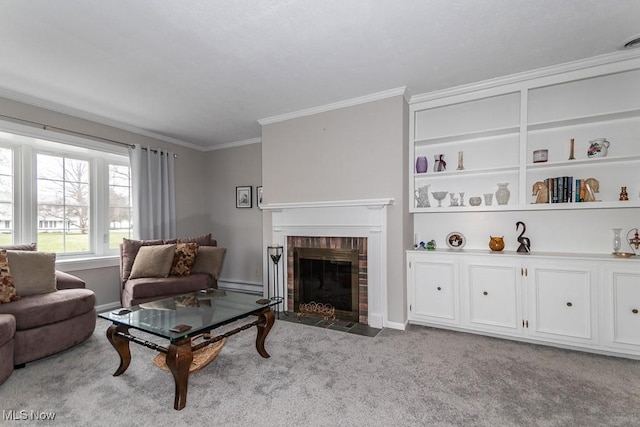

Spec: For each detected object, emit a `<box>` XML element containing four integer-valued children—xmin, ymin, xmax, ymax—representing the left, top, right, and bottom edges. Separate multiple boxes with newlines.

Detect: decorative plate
<box><xmin>446</xmin><ymin>232</ymin><xmax>466</xmax><ymax>250</ymax></box>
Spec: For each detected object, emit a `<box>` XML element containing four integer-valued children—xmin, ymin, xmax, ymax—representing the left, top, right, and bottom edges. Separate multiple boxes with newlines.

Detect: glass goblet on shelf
<box><xmin>431</xmin><ymin>191</ymin><xmax>448</xmax><ymax>208</ymax></box>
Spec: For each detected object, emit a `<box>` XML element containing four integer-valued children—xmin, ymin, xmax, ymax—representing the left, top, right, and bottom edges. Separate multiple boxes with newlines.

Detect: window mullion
<box><xmin>94</xmin><ymin>157</ymin><xmax>105</xmax><ymax>256</ymax></box>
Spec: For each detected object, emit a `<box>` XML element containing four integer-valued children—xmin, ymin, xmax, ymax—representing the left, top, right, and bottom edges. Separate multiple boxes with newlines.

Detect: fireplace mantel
<box><xmin>260</xmin><ymin>198</ymin><xmax>394</xmax><ymax>211</ymax></box>
<box><xmin>265</xmin><ymin>198</ymin><xmax>394</xmax><ymax>328</ymax></box>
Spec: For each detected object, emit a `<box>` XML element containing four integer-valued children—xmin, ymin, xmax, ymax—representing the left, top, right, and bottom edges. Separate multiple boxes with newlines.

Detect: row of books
<box><xmin>544</xmin><ymin>177</ymin><xmax>594</xmax><ymax>203</ymax></box>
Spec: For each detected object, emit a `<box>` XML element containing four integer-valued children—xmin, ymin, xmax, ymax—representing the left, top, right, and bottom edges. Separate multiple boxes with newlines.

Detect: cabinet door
<box><xmin>602</xmin><ymin>264</ymin><xmax>640</xmax><ymax>351</ymax></box>
<box><xmin>407</xmin><ymin>254</ymin><xmax>459</xmax><ymax>325</ymax></box>
<box><xmin>462</xmin><ymin>259</ymin><xmax>521</xmax><ymax>335</ymax></box>
<box><xmin>527</xmin><ymin>261</ymin><xmax>596</xmax><ymax>345</ymax></box>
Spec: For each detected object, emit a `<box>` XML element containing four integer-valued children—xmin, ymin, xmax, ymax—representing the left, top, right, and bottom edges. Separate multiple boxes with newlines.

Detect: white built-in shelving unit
<box><xmin>409</xmin><ymin>54</ymin><xmax>640</xmax><ymax>213</ymax></box>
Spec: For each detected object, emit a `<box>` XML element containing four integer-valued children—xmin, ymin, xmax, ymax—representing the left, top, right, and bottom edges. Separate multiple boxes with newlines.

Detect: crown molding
<box><xmin>0</xmin><ymin>87</ymin><xmax>206</xmax><ymax>151</ymax></box>
<box><xmin>258</xmin><ymin>87</ymin><xmax>408</xmax><ymax>126</ymax></box>
<box><xmin>410</xmin><ymin>50</ymin><xmax>640</xmax><ymax>104</ymax></box>
<box><xmin>205</xmin><ymin>137</ymin><xmax>262</xmax><ymax>151</ymax></box>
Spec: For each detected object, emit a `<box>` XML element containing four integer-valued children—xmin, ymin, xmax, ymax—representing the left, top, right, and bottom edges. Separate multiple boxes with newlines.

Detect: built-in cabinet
<box><xmin>409</xmin><ymin>56</ymin><xmax>640</xmax><ymax>212</ymax></box>
<box><xmin>407</xmin><ymin>254</ymin><xmax>459</xmax><ymax>325</ymax></box>
<box><xmin>407</xmin><ymin>53</ymin><xmax>640</xmax><ymax>358</ymax></box>
<box><xmin>601</xmin><ymin>263</ymin><xmax>640</xmax><ymax>353</ymax></box>
<box><xmin>408</xmin><ymin>250</ymin><xmax>640</xmax><ymax>358</ymax></box>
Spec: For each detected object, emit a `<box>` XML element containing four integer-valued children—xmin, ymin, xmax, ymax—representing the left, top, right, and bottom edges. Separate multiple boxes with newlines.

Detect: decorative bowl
<box><xmin>469</xmin><ymin>196</ymin><xmax>482</xmax><ymax>206</ymax></box>
<box><xmin>431</xmin><ymin>191</ymin><xmax>449</xmax><ymax>207</ymax></box>
<box><xmin>612</xmin><ymin>252</ymin><xmax>635</xmax><ymax>258</ymax></box>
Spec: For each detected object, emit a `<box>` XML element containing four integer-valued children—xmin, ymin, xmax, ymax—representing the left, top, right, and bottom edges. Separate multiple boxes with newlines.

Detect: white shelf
<box><xmin>527</xmin><ymin>108</ymin><xmax>640</xmax><ymax>132</ymax></box>
<box><xmin>414</xmin><ymin>165</ymin><xmax>519</xmax><ymax>178</ymax></box>
<box><xmin>412</xmin><ymin>200</ymin><xmax>640</xmax><ymax>213</ymax></box>
<box><xmin>414</xmin><ymin>126</ymin><xmax>519</xmax><ymax>146</ymax></box>
<box><xmin>526</xmin><ymin>155</ymin><xmax>640</xmax><ymax>170</ymax></box>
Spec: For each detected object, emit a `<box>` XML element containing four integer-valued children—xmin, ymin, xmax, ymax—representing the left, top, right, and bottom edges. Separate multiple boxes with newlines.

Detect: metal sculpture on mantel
<box><xmin>516</xmin><ymin>221</ymin><xmax>531</xmax><ymax>253</ymax></box>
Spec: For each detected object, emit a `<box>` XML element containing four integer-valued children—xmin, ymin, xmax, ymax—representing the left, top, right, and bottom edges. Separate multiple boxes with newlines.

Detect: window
<box><xmin>108</xmin><ymin>163</ymin><xmax>132</xmax><ymax>249</ymax></box>
<box><xmin>0</xmin><ymin>126</ymin><xmax>131</xmax><ymax>258</ymax></box>
<box><xmin>0</xmin><ymin>147</ymin><xmax>12</xmax><ymax>246</ymax></box>
<box><xmin>37</xmin><ymin>153</ymin><xmax>91</xmax><ymax>253</ymax></box>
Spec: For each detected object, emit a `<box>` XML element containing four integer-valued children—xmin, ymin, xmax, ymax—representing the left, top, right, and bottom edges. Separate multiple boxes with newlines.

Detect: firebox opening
<box><xmin>294</xmin><ymin>247</ymin><xmax>359</xmax><ymax>322</ymax></box>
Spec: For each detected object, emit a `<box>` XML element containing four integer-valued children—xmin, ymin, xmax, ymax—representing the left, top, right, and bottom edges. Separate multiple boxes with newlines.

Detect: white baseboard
<box><xmin>218</xmin><ymin>280</ymin><xmax>263</xmax><ymax>295</ymax></box>
<box><xmin>95</xmin><ymin>301</ymin><xmax>120</xmax><ymax>313</ymax></box>
<box><xmin>384</xmin><ymin>319</ymin><xmax>407</xmax><ymax>331</ymax></box>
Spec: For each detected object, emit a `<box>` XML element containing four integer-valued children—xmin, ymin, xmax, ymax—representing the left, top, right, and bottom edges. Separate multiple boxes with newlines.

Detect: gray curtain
<box><xmin>128</xmin><ymin>144</ymin><xmax>176</xmax><ymax>240</ymax></box>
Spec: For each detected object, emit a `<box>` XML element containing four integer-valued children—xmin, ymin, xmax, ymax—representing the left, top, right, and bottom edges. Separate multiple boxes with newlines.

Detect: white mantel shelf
<box><xmin>266</xmin><ymin>198</ymin><xmax>394</xmax><ymax>329</ymax></box>
<box><xmin>260</xmin><ymin>198</ymin><xmax>394</xmax><ymax>210</ymax></box>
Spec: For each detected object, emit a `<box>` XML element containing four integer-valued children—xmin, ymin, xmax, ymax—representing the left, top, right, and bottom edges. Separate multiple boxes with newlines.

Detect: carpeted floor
<box><xmin>2</xmin><ymin>317</ymin><xmax>639</xmax><ymax>426</ymax></box>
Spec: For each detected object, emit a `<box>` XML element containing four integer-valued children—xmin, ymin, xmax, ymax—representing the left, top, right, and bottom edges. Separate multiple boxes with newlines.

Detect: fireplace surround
<box><xmin>262</xmin><ymin>198</ymin><xmax>393</xmax><ymax>328</ymax></box>
<box><xmin>290</xmin><ymin>237</ymin><xmax>365</xmax><ymax>323</ymax></box>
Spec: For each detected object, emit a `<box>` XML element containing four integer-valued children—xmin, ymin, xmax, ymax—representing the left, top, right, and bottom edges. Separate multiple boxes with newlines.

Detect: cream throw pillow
<box><xmin>6</xmin><ymin>250</ymin><xmax>57</xmax><ymax>297</ymax></box>
<box><xmin>129</xmin><ymin>244</ymin><xmax>176</xmax><ymax>279</ymax></box>
<box><xmin>191</xmin><ymin>247</ymin><xmax>226</xmax><ymax>280</ymax></box>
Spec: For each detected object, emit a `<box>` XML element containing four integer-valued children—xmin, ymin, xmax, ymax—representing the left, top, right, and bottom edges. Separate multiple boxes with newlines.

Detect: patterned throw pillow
<box><xmin>0</xmin><ymin>249</ymin><xmax>20</xmax><ymax>303</ymax></box>
<box><xmin>170</xmin><ymin>243</ymin><xmax>199</xmax><ymax>277</ymax></box>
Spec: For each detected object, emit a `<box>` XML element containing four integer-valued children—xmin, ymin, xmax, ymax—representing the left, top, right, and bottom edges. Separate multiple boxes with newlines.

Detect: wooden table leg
<box><xmin>255</xmin><ymin>308</ymin><xmax>275</xmax><ymax>358</ymax></box>
<box><xmin>166</xmin><ymin>338</ymin><xmax>193</xmax><ymax>410</ymax></box>
<box><xmin>106</xmin><ymin>325</ymin><xmax>131</xmax><ymax>376</ymax></box>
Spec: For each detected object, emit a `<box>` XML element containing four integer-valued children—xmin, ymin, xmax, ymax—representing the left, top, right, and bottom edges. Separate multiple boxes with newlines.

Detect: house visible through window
<box><xmin>37</xmin><ymin>153</ymin><xmax>91</xmax><ymax>253</ymax></box>
<box><xmin>0</xmin><ymin>127</ymin><xmax>131</xmax><ymax>258</ymax></box>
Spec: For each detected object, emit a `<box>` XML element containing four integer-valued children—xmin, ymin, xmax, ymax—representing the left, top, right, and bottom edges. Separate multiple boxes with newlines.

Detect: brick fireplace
<box><xmin>287</xmin><ymin>236</ymin><xmax>368</xmax><ymax>324</ymax></box>
<box><xmin>262</xmin><ymin>198</ymin><xmax>393</xmax><ymax>328</ymax></box>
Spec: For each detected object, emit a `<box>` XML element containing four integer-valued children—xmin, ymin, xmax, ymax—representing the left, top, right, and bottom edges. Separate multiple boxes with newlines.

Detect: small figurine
<box><xmin>516</xmin><ymin>221</ymin><xmax>531</xmax><ymax>253</ymax></box>
<box><xmin>426</xmin><ymin>240</ymin><xmax>436</xmax><ymax>250</ymax></box>
<box><xmin>419</xmin><ymin>241</ymin><xmax>427</xmax><ymax>250</ymax></box>
<box><xmin>583</xmin><ymin>178</ymin><xmax>600</xmax><ymax>202</ymax></box>
<box><xmin>532</xmin><ymin>181</ymin><xmax>548</xmax><ymax>204</ymax></box>
<box><xmin>489</xmin><ymin>236</ymin><xmax>505</xmax><ymax>252</ymax></box>
<box><xmin>620</xmin><ymin>186</ymin><xmax>629</xmax><ymax>201</ymax></box>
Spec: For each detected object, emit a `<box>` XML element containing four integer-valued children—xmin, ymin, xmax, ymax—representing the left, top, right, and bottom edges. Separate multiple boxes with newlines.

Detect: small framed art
<box><xmin>256</xmin><ymin>186</ymin><xmax>263</xmax><ymax>208</ymax></box>
<box><xmin>446</xmin><ymin>232</ymin><xmax>466</xmax><ymax>250</ymax></box>
<box><xmin>236</xmin><ymin>186</ymin><xmax>252</xmax><ymax>208</ymax></box>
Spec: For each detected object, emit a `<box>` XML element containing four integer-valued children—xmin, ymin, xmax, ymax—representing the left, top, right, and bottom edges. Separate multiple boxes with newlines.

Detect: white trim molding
<box><xmin>258</xmin><ymin>87</ymin><xmax>408</xmax><ymax>126</ymax></box>
<box><xmin>268</xmin><ymin>198</ymin><xmax>394</xmax><ymax>329</ymax></box>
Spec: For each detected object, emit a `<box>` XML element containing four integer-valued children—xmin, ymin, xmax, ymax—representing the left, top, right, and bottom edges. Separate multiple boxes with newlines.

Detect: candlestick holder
<box><xmin>267</xmin><ymin>245</ymin><xmax>284</xmax><ymax>318</ymax></box>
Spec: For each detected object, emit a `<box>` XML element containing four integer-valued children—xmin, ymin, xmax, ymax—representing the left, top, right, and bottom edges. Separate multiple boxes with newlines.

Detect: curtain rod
<box><xmin>0</xmin><ymin>113</ymin><xmax>178</xmax><ymax>157</ymax></box>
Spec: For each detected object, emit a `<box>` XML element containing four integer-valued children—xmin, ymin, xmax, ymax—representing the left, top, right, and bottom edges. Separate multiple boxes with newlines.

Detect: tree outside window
<box><xmin>108</xmin><ymin>163</ymin><xmax>132</xmax><ymax>248</ymax></box>
<box><xmin>36</xmin><ymin>154</ymin><xmax>90</xmax><ymax>253</ymax></box>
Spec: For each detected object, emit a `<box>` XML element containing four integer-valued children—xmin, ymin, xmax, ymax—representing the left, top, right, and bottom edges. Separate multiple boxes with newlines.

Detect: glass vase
<box><xmin>612</xmin><ymin>228</ymin><xmax>622</xmax><ymax>253</ymax></box>
<box><xmin>495</xmin><ymin>183</ymin><xmax>510</xmax><ymax>205</ymax></box>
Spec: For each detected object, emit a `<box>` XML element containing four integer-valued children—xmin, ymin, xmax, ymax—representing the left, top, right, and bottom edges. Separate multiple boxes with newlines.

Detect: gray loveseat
<box><xmin>0</xmin><ymin>244</ymin><xmax>96</xmax><ymax>385</ymax></box>
<box><xmin>119</xmin><ymin>234</ymin><xmax>226</xmax><ymax>307</ymax></box>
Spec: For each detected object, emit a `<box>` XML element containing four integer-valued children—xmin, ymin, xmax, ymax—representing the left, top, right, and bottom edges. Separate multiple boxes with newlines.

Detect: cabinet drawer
<box><xmin>611</xmin><ymin>272</ymin><xmax>640</xmax><ymax>346</ymax></box>
<box><xmin>411</xmin><ymin>261</ymin><xmax>457</xmax><ymax>321</ymax></box>
<box><xmin>466</xmin><ymin>264</ymin><xmax>519</xmax><ymax>331</ymax></box>
<box><xmin>531</xmin><ymin>269</ymin><xmax>592</xmax><ymax>340</ymax></box>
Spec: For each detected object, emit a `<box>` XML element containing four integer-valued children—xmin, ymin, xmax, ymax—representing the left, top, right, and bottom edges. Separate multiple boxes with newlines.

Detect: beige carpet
<box><xmin>2</xmin><ymin>317</ymin><xmax>639</xmax><ymax>426</ymax></box>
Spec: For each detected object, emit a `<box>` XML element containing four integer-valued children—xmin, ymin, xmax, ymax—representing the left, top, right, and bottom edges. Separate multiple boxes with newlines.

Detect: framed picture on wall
<box><xmin>236</xmin><ymin>186</ymin><xmax>252</xmax><ymax>208</ymax></box>
<box><xmin>256</xmin><ymin>186</ymin><xmax>263</xmax><ymax>208</ymax></box>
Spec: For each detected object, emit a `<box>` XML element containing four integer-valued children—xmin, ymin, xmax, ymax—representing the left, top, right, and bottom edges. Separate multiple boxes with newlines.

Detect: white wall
<box><xmin>261</xmin><ymin>95</ymin><xmax>410</xmax><ymax>325</ymax></box>
<box><xmin>0</xmin><ymin>96</ymin><xmax>212</xmax><ymax>306</ymax></box>
<box><xmin>205</xmin><ymin>143</ymin><xmax>263</xmax><ymax>292</ymax></box>
<box><xmin>414</xmin><ymin>208</ymin><xmax>640</xmax><ymax>254</ymax></box>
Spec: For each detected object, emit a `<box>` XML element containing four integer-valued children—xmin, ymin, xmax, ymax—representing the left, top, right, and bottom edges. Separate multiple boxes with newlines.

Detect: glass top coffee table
<box><xmin>98</xmin><ymin>289</ymin><xmax>279</xmax><ymax>410</ymax></box>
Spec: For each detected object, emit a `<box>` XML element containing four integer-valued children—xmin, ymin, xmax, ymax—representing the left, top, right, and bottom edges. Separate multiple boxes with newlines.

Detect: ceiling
<box><xmin>0</xmin><ymin>1</ymin><xmax>639</xmax><ymax>150</ymax></box>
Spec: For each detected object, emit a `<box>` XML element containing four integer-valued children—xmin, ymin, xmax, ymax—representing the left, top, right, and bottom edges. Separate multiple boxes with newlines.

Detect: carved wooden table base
<box><xmin>105</xmin><ymin>307</ymin><xmax>275</xmax><ymax>410</ymax></box>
